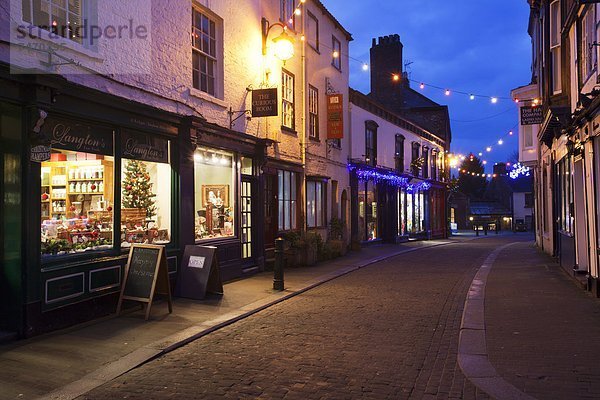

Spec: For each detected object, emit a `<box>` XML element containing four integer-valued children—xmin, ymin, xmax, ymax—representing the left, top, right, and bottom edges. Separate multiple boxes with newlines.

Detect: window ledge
<box><xmin>308</xmin><ymin>136</ymin><xmax>321</xmax><ymax>142</ymax></box>
<box><xmin>189</xmin><ymin>87</ymin><xmax>227</xmax><ymax>108</ymax></box>
<box><xmin>281</xmin><ymin>126</ymin><xmax>297</xmax><ymax>136</ymax></box>
<box><xmin>16</xmin><ymin>22</ymin><xmax>104</xmax><ymax>61</ymax></box>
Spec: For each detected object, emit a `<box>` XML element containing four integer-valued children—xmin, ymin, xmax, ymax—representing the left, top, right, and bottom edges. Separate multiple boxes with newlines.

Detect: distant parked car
<box><xmin>514</xmin><ymin>221</ymin><xmax>527</xmax><ymax>232</ymax></box>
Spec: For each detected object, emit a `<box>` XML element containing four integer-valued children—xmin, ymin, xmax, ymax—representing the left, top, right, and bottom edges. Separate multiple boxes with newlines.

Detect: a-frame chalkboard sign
<box><xmin>116</xmin><ymin>244</ymin><xmax>173</xmax><ymax>320</ymax></box>
<box><xmin>175</xmin><ymin>245</ymin><xmax>223</xmax><ymax>300</ymax></box>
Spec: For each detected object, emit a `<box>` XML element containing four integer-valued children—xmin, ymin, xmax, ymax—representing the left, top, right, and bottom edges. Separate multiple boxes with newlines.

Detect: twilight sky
<box><xmin>323</xmin><ymin>0</ymin><xmax>532</xmax><ymax>173</ymax></box>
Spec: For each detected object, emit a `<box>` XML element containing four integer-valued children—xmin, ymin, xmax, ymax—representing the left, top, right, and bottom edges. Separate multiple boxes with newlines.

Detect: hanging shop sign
<box><xmin>327</xmin><ymin>94</ymin><xmax>344</xmax><ymax>139</ymax></box>
<box><xmin>175</xmin><ymin>245</ymin><xmax>223</xmax><ymax>300</ymax></box>
<box><xmin>122</xmin><ymin>130</ymin><xmax>169</xmax><ymax>163</ymax></box>
<box><xmin>251</xmin><ymin>88</ymin><xmax>278</xmax><ymax>117</ymax></box>
<box><xmin>116</xmin><ymin>244</ymin><xmax>173</xmax><ymax>320</ymax></box>
<box><xmin>41</xmin><ymin>116</ymin><xmax>114</xmax><ymax>155</ymax></box>
<box><xmin>520</xmin><ymin>106</ymin><xmax>543</xmax><ymax>125</ymax></box>
<box><xmin>30</xmin><ymin>109</ymin><xmax>51</xmax><ymax>162</ymax></box>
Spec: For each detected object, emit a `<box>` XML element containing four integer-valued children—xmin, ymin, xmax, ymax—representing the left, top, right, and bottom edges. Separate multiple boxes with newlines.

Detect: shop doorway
<box><xmin>264</xmin><ymin>173</ymin><xmax>278</xmax><ymax>248</ymax></box>
<box><xmin>573</xmin><ymin>158</ymin><xmax>589</xmax><ymax>273</ymax></box>
<box><xmin>0</xmin><ymin>103</ymin><xmax>23</xmax><ymax>336</ymax></box>
<box><xmin>241</xmin><ymin>177</ymin><xmax>255</xmax><ymax>261</ymax></box>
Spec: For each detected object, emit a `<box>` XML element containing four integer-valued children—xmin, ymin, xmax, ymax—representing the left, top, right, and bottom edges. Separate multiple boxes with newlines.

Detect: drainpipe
<box><xmin>301</xmin><ymin>12</ymin><xmax>307</xmax><ymax>234</ymax></box>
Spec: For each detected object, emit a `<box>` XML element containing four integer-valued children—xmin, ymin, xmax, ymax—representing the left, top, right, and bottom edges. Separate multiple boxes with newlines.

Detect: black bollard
<box><xmin>273</xmin><ymin>237</ymin><xmax>285</xmax><ymax>291</ymax></box>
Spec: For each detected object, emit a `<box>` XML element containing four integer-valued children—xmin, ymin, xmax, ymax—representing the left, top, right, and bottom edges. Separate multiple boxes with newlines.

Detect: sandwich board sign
<box><xmin>175</xmin><ymin>245</ymin><xmax>223</xmax><ymax>300</ymax></box>
<box><xmin>116</xmin><ymin>244</ymin><xmax>173</xmax><ymax>320</ymax></box>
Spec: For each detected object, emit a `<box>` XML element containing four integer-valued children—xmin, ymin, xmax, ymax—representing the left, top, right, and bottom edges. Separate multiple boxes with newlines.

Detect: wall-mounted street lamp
<box><xmin>261</xmin><ymin>17</ymin><xmax>294</xmax><ymax>62</ymax></box>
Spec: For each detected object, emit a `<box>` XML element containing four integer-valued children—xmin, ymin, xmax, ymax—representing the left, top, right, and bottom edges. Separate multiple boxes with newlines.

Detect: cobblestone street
<box><xmin>75</xmin><ymin>235</ymin><xmax>600</xmax><ymax>399</ymax></box>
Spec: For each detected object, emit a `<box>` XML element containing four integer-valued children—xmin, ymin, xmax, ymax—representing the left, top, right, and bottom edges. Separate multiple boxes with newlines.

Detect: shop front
<box><xmin>187</xmin><ymin>120</ymin><xmax>267</xmax><ymax>282</ymax></box>
<box><xmin>350</xmin><ymin>162</ymin><xmax>434</xmax><ymax>245</ymax></box>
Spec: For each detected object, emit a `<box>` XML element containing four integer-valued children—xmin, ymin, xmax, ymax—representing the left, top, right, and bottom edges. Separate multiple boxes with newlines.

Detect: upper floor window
<box><xmin>22</xmin><ymin>0</ymin><xmax>84</xmax><ymax>44</ymax></box>
<box><xmin>365</xmin><ymin>121</ymin><xmax>378</xmax><ymax>166</ymax></box>
<box><xmin>579</xmin><ymin>7</ymin><xmax>597</xmax><ymax>83</ymax></box>
<box><xmin>280</xmin><ymin>0</ymin><xmax>296</xmax><ymax>30</ymax></box>
<box><xmin>308</xmin><ymin>85</ymin><xmax>319</xmax><ymax>140</ymax></box>
<box><xmin>422</xmin><ymin>147</ymin><xmax>429</xmax><ymax>179</ymax></box>
<box><xmin>411</xmin><ymin>142</ymin><xmax>421</xmax><ymax>176</ymax></box>
<box><xmin>550</xmin><ymin>0</ymin><xmax>561</xmax><ymax>94</ymax></box>
<box><xmin>282</xmin><ymin>69</ymin><xmax>295</xmax><ymax>130</ymax></box>
<box><xmin>395</xmin><ymin>134</ymin><xmax>405</xmax><ymax>173</ymax></box>
<box><xmin>332</xmin><ymin>36</ymin><xmax>341</xmax><ymax>70</ymax></box>
<box><xmin>307</xmin><ymin>11</ymin><xmax>319</xmax><ymax>51</ymax></box>
<box><xmin>192</xmin><ymin>7</ymin><xmax>219</xmax><ymax>97</ymax></box>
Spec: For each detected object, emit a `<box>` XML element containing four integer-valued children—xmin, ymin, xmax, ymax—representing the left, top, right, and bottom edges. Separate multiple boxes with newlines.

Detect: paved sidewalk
<box><xmin>0</xmin><ymin>237</ymin><xmax>466</xmax><ymax>400</ymax></box>
<box><xmin>484</xmin><ymin>241</ymin><xmax>600</xmax><ymax>399</ymax></box>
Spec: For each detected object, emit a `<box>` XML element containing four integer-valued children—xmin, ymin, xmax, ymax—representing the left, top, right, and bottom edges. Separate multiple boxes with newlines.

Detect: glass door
<box><xmin>241</xmin><ymin>178</ymin><xmax>253</xmax><ymax>259</ymax></box>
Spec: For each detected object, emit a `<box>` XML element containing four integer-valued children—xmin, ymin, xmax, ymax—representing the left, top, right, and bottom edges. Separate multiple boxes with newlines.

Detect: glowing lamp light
<box><xmin>483</xmin><ymin>160</ymin><xmax>487</xmax><ymax>165</ymax></box>
<box><xmin>272</xmin><ymin>30</ymin><xmax>295</xmax><ymax>61</ymax></box>
<box><xmin>478</xmin><ymin>152</ymin><xmax>483</xmax><ymax>157</ymax></box>
<box><xmin>362</xmin><ymin>63</ymin><xmax>369</xmax><ymax>71</ymax></box>
<box><xmin>469</xmin><ymin>94</ymin><xmax>475</xmax><ymax>100</ymax></box>
<box><xmin>509</xmin><ymin>130</ymin><xmax>514</xmax><ymax>136</ymax></box>
<box><xmin>509</xmin><ymin>162</ymin><xmax>531</xmax><ymax>179</ymax></box>
<box><xmin>491</xmin><ymin>97</ymin><xmax>498</xmax><ymax>104</ymax></box>
<box><xmin>498</xmin><ymin>139</ymin><xmax>504</xmax><ymax>145</ymax></box>
<box><xmin>193</xmin><ymin>152</ymin><xmax>203</xmax><ymax>163</ymax></box>
<box><xmin>486</xmin><ymin>147</ymin><xmax>492</xmax><ymax>152</ymax></box>
<box><xmin>262</xmin><ymin>18</ymin><xmax>295</xmax><ymax>62</ymax></box>
<box><xmin>419</xmin><ymin>82</ymin><xmax>425</xmax><ymax>89</ymax></box>
<box><xmin>294</xmin><ymin>8</ymin><xmax>301</xmax><ymax>16</ymax></box>
<box><xmin>332</xmin><ymin>50</ymin><xmax>340</xmax><ymax>58</ymax></box>
<box><xmin>392</xmin><ymin>74</ymin><xmax>400</xmax><ymax>82</ymax></box>
<box><xmin>445</xmin><ymin>89</ymin><xmax>451</xmax><ymax>96</ymax></box>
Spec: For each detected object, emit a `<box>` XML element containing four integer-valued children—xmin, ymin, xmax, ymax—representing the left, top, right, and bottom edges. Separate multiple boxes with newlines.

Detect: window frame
<box><xmin>281</xmin><ymin>68</ymin><xmax>296</xmax><ymax>132</ymax></box>
<box><xmin>192</xmin><ymin>6</ymin><xmax>221</xmax><ymax>98</ymax></box>
<box><xmin>280</xmin><ymin>0</ymin><xmax>296</xmax><ymax>31</ymax></box>
<box><xmin>306</xmin><ymin>10</ymin><xmax>319</xmax><ymax>52</ymax></box>
<box><xmin>306</xmin><ymin>180</ymin><xmax>327</xmax><ymax>228</ymax></box>
<box><xmin>365</xmin><ymin>121</ymin><xmax>378</xmax><ymax>167</ymax></box>
<box><xmin>411</xmin><ymin>142</ymin><xmax>421</xmax><ymax>177</ymax></box>
<box><xmin>578</xmin><ymin>6</ymin><xmax>597</xmax><ymax>85</ymax></box>
<box><xmin>549</xmin><ymin>0</ymin><xmax>562</xmax><ymax>94</ymax></box>
<box><xmin>278</xmin><ymin>170</ymin><xmax>298</xmax><ymax>232</ymax></box>
<box><xmin>332</xmin><ymin>35</ymin><xmax>341</xmax><ymax>71</ymax></box>
<box><xmin>22</xmin><ymin>0</ymin><xmax>86</xmax><ymax>45</ymax></box>
<box><xmin>422</xmin><ymin>147</ymin><xmax>429</xmax><ymax>179</ymax></box>
<box><xmin>308</xmin><ymin>85</ymin><xmax>319</xmax><ymax>140</ymax></box>
<box><xmin>395</xmin><ymin>134</ymin><xmax>405</xmax><ymax>173</ymax></box>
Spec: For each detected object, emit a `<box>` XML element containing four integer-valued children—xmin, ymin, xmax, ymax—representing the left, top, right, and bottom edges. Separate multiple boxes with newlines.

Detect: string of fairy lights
<box><xmin>285</xmin><ymin>1</ymin><xmax>533</xmax><ymax>179</ymax></box>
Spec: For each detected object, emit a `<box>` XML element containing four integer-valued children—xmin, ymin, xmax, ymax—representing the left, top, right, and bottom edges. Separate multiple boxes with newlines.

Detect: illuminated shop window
<box><xmin>120</xmin><ymin>159</ymin><xmax>172</xmax><ymax>247</ymax></box>
<box><xmin>194</xmin><ymin>147</ymin><xmax>236</xmax><ymax>240</ymax></box>
<box><xmin>41</xmin><ymin>150</ymin><xmax>114</xmax><ymax>256</ymax></box>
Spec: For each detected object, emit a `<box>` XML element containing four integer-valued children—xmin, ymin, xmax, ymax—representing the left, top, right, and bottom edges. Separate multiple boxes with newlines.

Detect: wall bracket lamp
<box><xmin>261</xmin><ymin>17</ymin><xmax>294</xmax><ymax>62</ymax></box>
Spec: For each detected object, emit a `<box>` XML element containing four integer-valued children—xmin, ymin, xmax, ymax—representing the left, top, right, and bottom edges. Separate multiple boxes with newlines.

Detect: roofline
<box><xmin>312</xmin><ymin>0</ymin><xmax>353</xmax><ymax>41</ymax></box>
<box><xmin>349</xmin><ymin>87</ymin><xmax>448</xmax><ymax>147</ymax></box>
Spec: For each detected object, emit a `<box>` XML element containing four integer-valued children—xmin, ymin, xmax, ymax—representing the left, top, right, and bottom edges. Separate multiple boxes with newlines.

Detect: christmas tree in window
<box><xmin>122</xmin><ymin>160</ymin><xmax>157</xmax><ymax>219</ymax></box>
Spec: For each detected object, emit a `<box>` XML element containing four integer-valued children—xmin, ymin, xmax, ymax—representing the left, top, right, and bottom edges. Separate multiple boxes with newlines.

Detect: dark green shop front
<box><xmin>0</xmin><ymin>69</ymin><xmax>265</xmax><ymax>338</ymax></box>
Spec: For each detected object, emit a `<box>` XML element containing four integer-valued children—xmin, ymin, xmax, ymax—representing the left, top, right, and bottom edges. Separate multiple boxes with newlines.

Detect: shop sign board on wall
<box><xmin>116</xmin><ymin>244</ymin><xmax>173</xmax><ymax>320</ymax></box>
<box><xmin>122</xmin><ymin>130</ymin><xmax>170</xmax><ymax>163</ymax></box>
<box><xmin>327</xmin><ymin>94</ymin><xmax>344</xmax><ymax>139</ymax></box>
<box><xmin>39</xmin><ymin>115</ymin><xmax>114</xmax><ymax>155</ymax></box>
<box><xmin>175</xmin><ymin>245</ymin><xmax>223</xmax><ymax>300</ymax></box>
<box><xmin>520</xmin><ymin>106</ymin><xmax>543</xmax><ymax>125</ymax></box>
<box><xmin>251</xmin><ymin>88</ymin><xmax>278</xmax><ymax>117</ymax></box>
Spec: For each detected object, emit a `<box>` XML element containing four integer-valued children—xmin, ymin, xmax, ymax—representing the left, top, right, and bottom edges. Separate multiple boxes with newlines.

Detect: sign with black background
<box><xmin>122</xmin><ymin>246</ymin><xmax>160</xmax><ymax>300</ymax></box>
<box><xmin>41</xmin><ymin>116</ymin><xmax>114</xmax><ymax>155</ymax></box>
<box><xmin>252</xmin><ymin>88</ymin><xmax>278</xmax><ymax>117</ymax></box>
<box><xmin>175</xmin><ymin>245</ymin><xmax>223</xmax><ymax>300</ymax></box>
<box><xmin>117</xmin><ymin>244</ymin><xmax>173</xmax><ymax>320</ymax></box>
<box><xmin>122</xmin><ymin>130</ymin><xmax>169</xmax><ymax>164</ymax></box>
<box><xmin>520</xmin><ymin>106</ymin><xmax>543</xmax><ymax>125</ymax></box>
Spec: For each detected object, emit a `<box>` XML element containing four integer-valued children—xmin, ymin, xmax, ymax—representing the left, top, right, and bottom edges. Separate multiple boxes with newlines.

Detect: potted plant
<box><xmin>327</xmin><ymin>217</ymin><xmax>347</xmax><ymax>257</ymax></box>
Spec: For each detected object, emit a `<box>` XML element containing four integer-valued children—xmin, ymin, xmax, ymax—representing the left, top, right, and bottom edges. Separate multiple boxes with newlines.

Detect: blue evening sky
<box><xmin>323</xmin><ymin>0</ymin><xmax>532</xmax><ymax>172</ymax></box>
